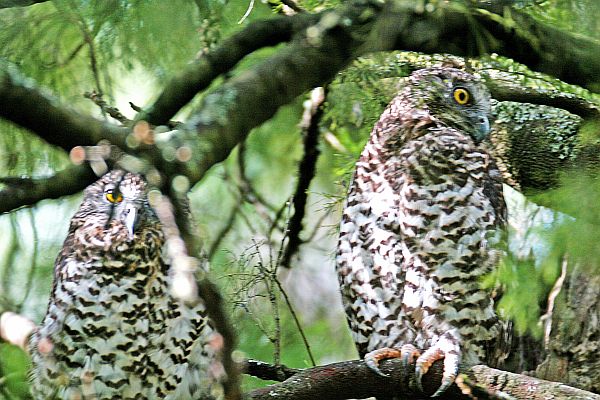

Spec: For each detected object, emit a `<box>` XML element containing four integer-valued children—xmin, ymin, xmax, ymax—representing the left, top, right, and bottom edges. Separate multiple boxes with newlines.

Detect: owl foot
<box><xmin>364</xmin><ymin>344</ymin><xmax>421</xmax><ymax>379</ymax></box>
<box><xmin>414</xmin><ymin>345</ymin><xmax>460</xmax><ymax>397</ymax></box>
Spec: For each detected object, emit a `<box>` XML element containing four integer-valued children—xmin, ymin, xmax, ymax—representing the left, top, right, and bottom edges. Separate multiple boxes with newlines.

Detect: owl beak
<box><xmin>124</xmin><ymin>204</ymin><xmax>140</xmax><ymax>241</ymax></box>
<box><xmin>477</xmin><ymin>115</ymin><xmax>490</xmax><ymax>137</ymax></box>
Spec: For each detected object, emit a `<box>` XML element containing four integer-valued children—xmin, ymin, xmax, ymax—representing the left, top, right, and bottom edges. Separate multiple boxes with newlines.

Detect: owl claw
<box><xmin>414</xmin><ymin>345</ymin><xmax>460</xmax><ymax>397</ymax></box>
<box><xmin>364</xmin><ymin>345</ymin><xmax>421</xmax><ymax>380</ymax></box>
<box><xmin>431</xmin><ymin>376</ymin><xmax>454</xmax><ymax>397</ymax></box>
<box><xmin>399</xmin><ymin>344</ymin><xmax>421</xmax><ymax>381</ymax></box>
<box><xmin>364</xmin><ymin>347</ymin><xmax>401</xmax><ymax>377</ymax></box>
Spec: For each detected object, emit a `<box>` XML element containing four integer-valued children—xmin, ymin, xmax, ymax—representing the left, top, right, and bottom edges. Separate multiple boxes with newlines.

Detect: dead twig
<box><xmin>84</xmin><ymin>91</ymin><xmax>131</xmax><ymax>125</ymax></box>
<box><xmin>281</xmin><ymin>87</ymin><xmax>326</xmax><ymax>267</ymax></box>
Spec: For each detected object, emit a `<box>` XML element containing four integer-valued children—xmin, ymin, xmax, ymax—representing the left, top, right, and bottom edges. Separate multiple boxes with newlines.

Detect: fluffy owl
<box><xmin>29</xmin><ymin>170</ymin><xmax>221</xmax><ymax>400</ymax></box>
<box><xmin>336</xmin><ymin>67</ymin><xmax>506</xmax><ymax>397</ymax></box>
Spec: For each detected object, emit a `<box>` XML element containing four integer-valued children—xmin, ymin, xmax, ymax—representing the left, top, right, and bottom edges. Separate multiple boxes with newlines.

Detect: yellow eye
<box><xmin>105</xmin><ymin>189</ymin><xmax>123</xmax><ymax>203</ymax></box>
<box><xmin>453</xmin><ymin>88</ymin><xmax>470</xmax><ymax>105</ymax></box>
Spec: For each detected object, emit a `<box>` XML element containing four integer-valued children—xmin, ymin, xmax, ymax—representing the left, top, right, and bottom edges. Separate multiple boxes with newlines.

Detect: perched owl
<box><xmin>29</xmin><ymin>170</ymin><xmax>221</xmax><ymax>400</ymax></box>
<box><xmin>336</xmin><ymin>67</ymin><xmax>506</xmax><ymax>397</ymax></box>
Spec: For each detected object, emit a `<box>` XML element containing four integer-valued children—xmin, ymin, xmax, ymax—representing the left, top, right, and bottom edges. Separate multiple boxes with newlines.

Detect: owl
<box><xmin>336</xmin><ymin>67</ymin><xmax>506</xmax><ymax>397</ymax></box>
<box><xmin>29</xmin><ymin>170</ymin><xmax>221</xmax><ymax>400</ymax></box>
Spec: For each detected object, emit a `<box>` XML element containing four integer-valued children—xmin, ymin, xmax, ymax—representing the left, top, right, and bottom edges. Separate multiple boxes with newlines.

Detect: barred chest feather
<box><xmin>337</xmin><ymin>125</ymin><xmax>506</xmax><ymax>365</ymax></box>
<box><xmin>29</xmin><ymin>215</ymin><xmax>219</xmax><ymax>399</ymax></box>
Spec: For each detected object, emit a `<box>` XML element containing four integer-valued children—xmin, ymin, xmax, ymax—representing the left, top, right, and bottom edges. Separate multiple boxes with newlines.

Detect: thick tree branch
<box><xmin>246</xmin><ymin>358</ymin><xmax>600</xmax><ymax>400</ymax></box>
<box><xmin>0</xmin><ymin>62</ymin><xmax>129</xmax><ymax>152</ymax></box>
<box><xmin>150</xmin><ymin>0</ymin><xmax>382</xmax><ymax>186</ymax></box>
<box><xmin>0</xmin><ymin>163</ymin><xmax>97</xmax><ymax>214</ymax></box>
<box><xmin>136</xmin><ymin>12</ymin><xmax>320</xmax><ymax>126</ymax></box>
<box><xmin>377</xmin><ymin>1</ymin><xmax>600</xmax><ymax>92</ymax></box>
<box><xmin>489</xmin><ymin>86</ymin><xmax>599</xmax><ymax>120</ymax></box>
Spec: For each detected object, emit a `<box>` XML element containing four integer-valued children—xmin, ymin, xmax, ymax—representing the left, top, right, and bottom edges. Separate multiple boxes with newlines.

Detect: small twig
<box><xmin>267</xmin><ymin>0</ymin><xmax>304</xmax><ymax>15</ymax></box>
<box><xmin>281</xmin><ymin>87</ymin><xmax>326</xmax><ymax>267</ymax></box>
<box><xmin>253</xmin><ymin>240</ymin><xmax>282</xmax><ymax>365</ymax></box>
<box><xmin>84</xmin><ymin>91</ymin><xmax>131</xmax><ymax>125</ymax></box>
<box><xmin>65</xmin><ymin>0</ymin><xmax>103</xmax><ymax>96</ymax></box>
<box><xmin>272</xmin><ymin>275</ymin><xmax>316</xmax><ymax>367</ymax></box>
<box><xmin>208</xmin><ymin>204</ymin><xmax>241</xmax><ymax>260</ymax></box>
<box><xmin>540</xmin><ymin>255</ymin><xmax>568</xmax><ymax>349</ymax></box>
<box><xmin>300</xmin><ymin>208</ymin><xmax>334</xmax><ymax>246</ymax></box>
<box><xmin>128</xmin><ymin>101</ymin><xmax>183</xmax><ymax>129</ymax></box>
<box><xmin>238</xmin><ymin>0</ymin><xmax>254</xmax><ymax>24</ymax></box>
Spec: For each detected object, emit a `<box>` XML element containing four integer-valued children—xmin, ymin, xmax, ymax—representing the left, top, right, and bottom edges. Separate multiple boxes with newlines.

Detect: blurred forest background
<box><xmin>0</xmin><ymin>0</ymin><xmax>599</xmax><ymax>398</ymax></box>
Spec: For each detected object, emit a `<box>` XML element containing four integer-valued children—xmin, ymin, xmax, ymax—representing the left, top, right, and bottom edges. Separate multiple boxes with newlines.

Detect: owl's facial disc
<box><xmin>412</xmin><ymin>68</ymin><xmax>492</xmax><ymax>143</ymax></box>
<box><xmin>104</xmin><ymin>176</ymin><xmax>147</xmax><ymax>242</ymax></box>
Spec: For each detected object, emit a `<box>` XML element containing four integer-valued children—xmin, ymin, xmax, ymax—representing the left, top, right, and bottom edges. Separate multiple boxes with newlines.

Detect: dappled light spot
<box><xmin>70</xmin><ymin>146</ymin><xmax>86</xmax><ymax>164</ymax></box>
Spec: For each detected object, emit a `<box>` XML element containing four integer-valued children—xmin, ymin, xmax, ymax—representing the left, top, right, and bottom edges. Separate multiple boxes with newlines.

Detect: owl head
<box><xmin>409</xmin><ymin>67</ymin><xmax>492</xmax><ymax>142</ymax></box>
<box><xmin>69</xmin><ymin>170</ymin><xmax>163</xmax><ymax>254</ymax></box>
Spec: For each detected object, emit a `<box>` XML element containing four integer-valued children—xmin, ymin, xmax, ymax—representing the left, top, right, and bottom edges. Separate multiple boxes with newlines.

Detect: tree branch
<box><xmin>376</xmin><ymin>1</ymin><xmax>600</xmax><ymax>92</ymax></box>
<box><xmin>0</xmin><ymin>163</ymin><xmax>97</xmax><ymax>214</ymax></box>
<box><xmin>0</xmin><ymin>61</ymin><xmax>129</xmax><ymax>152</ymax></box>
<box><xmin>150</xmin><ymin>0</ymin><xmax>382</xmax><ymax>186</ymax></box>
<box><xmin>246</xmin><ymin>358</ymin><xmax>600</xmax><ymax>400</ymax></box>
<box><xmin>1</xmin><ymin>1</ymin><xmax>599</xmax><ymax>212</ymax></box>
<box><xmin>281</xmin><ymin>87</ymin><xmax>326</xmax><ymax>267</ymax></box>
<box><xmin>135</xmin><ymin>12</ymin><xmax>320</xmax><ymax>126</ymax></box>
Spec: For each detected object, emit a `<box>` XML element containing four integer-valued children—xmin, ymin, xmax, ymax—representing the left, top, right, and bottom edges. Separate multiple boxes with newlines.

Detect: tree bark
<box><xmin>245</xmin><ymin>358</ymin><xmax>600</xmax><ymax>400</ymax></box>
<box><xmin>536</xmin><ymin>263</ymin><xmax>600</xmax><ymax>394</ymax></box>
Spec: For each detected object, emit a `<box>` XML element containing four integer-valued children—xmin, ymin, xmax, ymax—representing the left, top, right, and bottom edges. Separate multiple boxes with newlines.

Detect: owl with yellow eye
<box><xmin>336</xmin><ymin>67</ymin><xmax>507</xmax><ymax>397</ymax></box>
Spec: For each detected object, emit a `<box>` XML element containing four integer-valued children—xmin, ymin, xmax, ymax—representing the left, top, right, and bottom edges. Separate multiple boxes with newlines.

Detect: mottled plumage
<box><xmin>336</xmin><ymin>67</ymin><xmax>507</xmax><ymax>396</ymax></box>
<box><xmin>30</xmin><ymin>170</ymin><xmax>221</xmax><ymax>400</ymax></box>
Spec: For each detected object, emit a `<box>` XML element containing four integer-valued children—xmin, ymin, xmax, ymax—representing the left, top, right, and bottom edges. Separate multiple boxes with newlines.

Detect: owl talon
<box><xmin>399</xmin><ymin>344</ymin><xmax>420</xmax><ymax>381</ymax></box>
<box><xmin>414</xmin><ymin>345</ymin><xmax>460</xmax><ymax>397</ymax></box>
<box><xmin>364</xmin><ymin>347</ymin><xmax>403</xmax><ymax>378</ymax></box>
<box><xmin>431</xmin><ymin>377</ymin><xmax>454</xmax><ymax>397</ymax></box>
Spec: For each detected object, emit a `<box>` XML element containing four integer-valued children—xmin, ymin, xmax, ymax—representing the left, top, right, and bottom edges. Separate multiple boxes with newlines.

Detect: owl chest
<box><xmin>35</xmin><ymin>265</ymin><xmax>178</xmax><ymax>399</ymax></box>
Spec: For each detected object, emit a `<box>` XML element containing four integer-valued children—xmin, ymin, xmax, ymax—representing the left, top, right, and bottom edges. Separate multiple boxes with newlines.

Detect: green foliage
<box><xmin>525</xmin><ymin>0</ymin><xmax>600</xmax><ymax>38</ymax></box>
<box><xmin>0</xmin><ymin>344</ymin><xmax>30</xmax><ymax>399</ymax></box>
<box><xmin>536</xmin><ymin>170</ymin><xmax>600</xmax><ymax>269</ymax></box>
<box><xmin>484</xmin><ymin>254</ymin><xmax>544</xmax><ymax>337</ymax></box>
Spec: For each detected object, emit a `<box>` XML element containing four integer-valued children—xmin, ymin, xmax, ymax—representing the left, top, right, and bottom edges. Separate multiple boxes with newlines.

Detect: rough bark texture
<box><xmin>489</xmin><ymin>102</ymin><xmax>583</xmax><ymax>192</ymax></box>
<box><xmin>536</xmin><ymin>264</ymin><xmax>600</xmax><ymax>393</ymax></box>
<box><xmin>245</xmin><ymin>359</ymin><xmax>600</xmax><ymax>400</ymax></box>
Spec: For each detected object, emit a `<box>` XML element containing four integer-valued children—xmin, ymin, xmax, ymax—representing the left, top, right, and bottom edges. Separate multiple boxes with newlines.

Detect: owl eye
<box><xmin>453</xmin><ymin>87</ymin><xmax>470</xmax><ymax>105</ymax></box>
<box><xmin>105</xmin><ymin>189</ymin><xmax>123</xmax><ymax>203</ymax></box>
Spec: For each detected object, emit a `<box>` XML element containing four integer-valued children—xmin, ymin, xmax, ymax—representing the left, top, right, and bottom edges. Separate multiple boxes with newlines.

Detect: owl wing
<box><xmin>336</xmin><ymin>164</ymin><xmax>410</xmax><ymax>357</ymax></box>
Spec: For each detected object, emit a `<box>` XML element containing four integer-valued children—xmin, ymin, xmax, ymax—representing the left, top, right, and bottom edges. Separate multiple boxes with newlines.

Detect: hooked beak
<box><xmin>479</xmin><ymin>116</ymin><xmax>490</xmax><ymax>135</ymax></box>
<box><xmin>123</xmin><ymin>203</ymin><xmax>140</xmax><ymax>241</ymax></box>
<box><xmin>473</xmin><ymin>115</ymin><xmax>491</xmax><ymax>143</ymax></box>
